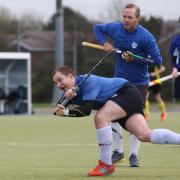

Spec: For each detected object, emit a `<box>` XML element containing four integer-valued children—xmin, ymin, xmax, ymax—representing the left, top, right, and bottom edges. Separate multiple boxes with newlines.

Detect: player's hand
<box><xmin>122</xmin><ymin>51</ymin><xmax>134</xmax><ymax>62</ymax></box>
<box><xmin>150</xmin><ymin>72</ymin><xmax>157</xmax><ymax>77</ymax></box>
<box><xmin>54</xmin><ymin>104</ymin><xmax>69</xmax><ymax>116</ymax></box>
<box><xmin>171</xmin><ymin>68</ymin><xmax>179</xmax><ymax>78</ymax></box>
<box><xmin>103</xmin><ymin>42</ymin><xmax>114</xmax><ymax>52</ymax></box>
<box><xmin>64</xmin><ymin>88</ymin><xmax>77</xmax><ymax>99</ymax></box>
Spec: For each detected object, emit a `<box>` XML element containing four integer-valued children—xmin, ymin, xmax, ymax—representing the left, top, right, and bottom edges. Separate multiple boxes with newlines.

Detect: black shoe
<box><xmin>112</xmin><ymin>151</ymin><xmax>125</xmax><ymax>165</ymax></box>
<box><xmin>129</xmin><ymin>153</ymin><xmax>140</xmax><ymax>167</ymax></box>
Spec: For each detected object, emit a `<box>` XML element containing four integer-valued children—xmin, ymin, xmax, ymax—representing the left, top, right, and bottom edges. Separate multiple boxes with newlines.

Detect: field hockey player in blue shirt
<box><xmin>93</xmin><ymin>3</ymin><xmax>162</xmax><ymax>167</ymax></box>
<box><xmin>53</xmin><ymin>66</ymin><xmax>180</xmax><ymax>177</ymax></box>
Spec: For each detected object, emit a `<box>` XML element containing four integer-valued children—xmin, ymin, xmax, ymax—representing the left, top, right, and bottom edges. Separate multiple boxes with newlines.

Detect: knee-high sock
<box><xmin>129</xmin><ymin>134</ymin><xmax>141</xmax><ymax>156</ymax></box>
<box><xmin>96</xmin><ymin>126</ymin><xmax>112</xmax><ymax>165</ymax></box>
<box><xmin>111</xmin><ymin>122</ymin><xmax>123</xmax><ymax>153</ymax></box>
<box><xmin>158</xmin><ymin>101</ymin><xmax>166</xmax><ymax>113</ymax></box>
<box><xmin>144</xmin><ymin>100</ymin><xmax>150</xmax><ymax>116</ymax></box>
<box><xmin>151</xmin><ymin>129</ymin><xmax>180</xmax><ymax>144</ymax></box>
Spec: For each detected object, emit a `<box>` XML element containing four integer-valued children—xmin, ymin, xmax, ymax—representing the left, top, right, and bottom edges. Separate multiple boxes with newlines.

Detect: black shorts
<box><xmin>136</xmin><ymin>85</ymin><xmax>149</xmax><ymax>107</ymax></box>
<box><xmin>149</xmin><ymin>84</ymin><xmax>161</xmax><ymax>95</ymax></box>
<box><xmin>110</xmin><ymin>82</ymin><xmax>144</xmax><ymax>130</ymax></box>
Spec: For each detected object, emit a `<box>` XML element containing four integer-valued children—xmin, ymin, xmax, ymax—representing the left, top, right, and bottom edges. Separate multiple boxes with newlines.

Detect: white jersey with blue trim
<box><xmin>72</xmin><ymin>74</ymin><xmax>128</xmax><ymax>104</ymax></box>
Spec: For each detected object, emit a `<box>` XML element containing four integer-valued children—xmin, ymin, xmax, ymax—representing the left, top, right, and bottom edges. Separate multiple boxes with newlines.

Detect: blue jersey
<box><xmin>169</xmin><ymin>35</ymin><xmax>180</xmax><ymax>70</ymax></box>
<box><xmin>93</xmin><ymin>22</ymin><xmax>162</xmax><ymax>85</ymax></box>
<box><xmin>71</xmin><ymin>74</ymin><xmax>128</xmax><ymax>105</ymax></box>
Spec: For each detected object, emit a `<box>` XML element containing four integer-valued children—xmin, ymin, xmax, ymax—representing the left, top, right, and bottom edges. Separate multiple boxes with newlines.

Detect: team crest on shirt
<box><xmin>131</xmin><ymin>42</ymin><xmax>138</xmax><ymax>49</ymax></box>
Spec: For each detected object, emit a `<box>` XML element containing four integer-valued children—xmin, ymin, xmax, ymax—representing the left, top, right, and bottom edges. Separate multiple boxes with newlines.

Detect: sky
<box><xmin>0</xmin><ymin>0</ymin><xmax>179</xmax><ymax>22</ymax></box>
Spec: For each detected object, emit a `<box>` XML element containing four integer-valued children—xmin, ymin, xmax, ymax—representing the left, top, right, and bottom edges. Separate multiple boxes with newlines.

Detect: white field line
<box><xmin>0</xmin><ymin>142</ymin><xmax>96</xmax><ymax>146</ymax></box>
<box><xmin>0</xmin><ymin>142</ymin><xmax>178</xmax><ymax>148</ymax></box>
<box><xmin>0</xmin><ymin>166</ymin><xmax>88</xmax><ymax>169</ymax></box>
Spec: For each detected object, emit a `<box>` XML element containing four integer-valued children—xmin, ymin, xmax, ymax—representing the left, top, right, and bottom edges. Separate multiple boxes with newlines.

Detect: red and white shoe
<box><xmin>88</xmin><ymin>160</ymin><xmax>115</xmax><ymax>176</ymax></box>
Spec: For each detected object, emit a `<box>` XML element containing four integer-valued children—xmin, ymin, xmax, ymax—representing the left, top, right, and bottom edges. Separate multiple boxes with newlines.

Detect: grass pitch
<box><xmin>0</xmin><ymin>112</ymin><xmax>179</xmax><ymax>180</ymax></box>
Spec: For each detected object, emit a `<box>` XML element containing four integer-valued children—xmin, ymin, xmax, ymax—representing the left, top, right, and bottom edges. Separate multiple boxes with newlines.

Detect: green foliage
<box><xmin>31</xmin><ymin>55</ymin><xmax>54</xmax><ymax>102</ymax></box>
<box><xmin>140</xmin><ymin>16</ymin><xmax>163</xmax><ymax>39</ymax></box>
<box><xmin>44</xmin><ymin>7</ymin><xmax>92</xmax><ymax>33</ymax></box>
<box><xmin>0</xmin><ymin>7</ymin><xmax>44</xmax><ymax>34</ymax></box>
<box><xmin>19</xmin><ymin>13</ymin><xmax>44</xmax><ymax>31</ymax></box>
<box><xmin>0</xmin><ymin>7</ymin><xmax>16</xmax><ymax>34</ymax></box>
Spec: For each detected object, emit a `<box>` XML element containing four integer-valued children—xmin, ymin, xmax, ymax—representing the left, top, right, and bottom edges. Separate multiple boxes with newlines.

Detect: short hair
<box><xmin>53</xmin><ymin>65</ymin><xmax>75</xmax><ymax>76</ymax></box>
<box><xmin>124</xmin><ymin>3</ymin><xmax>140</xmax><ymax>17</ymax></box>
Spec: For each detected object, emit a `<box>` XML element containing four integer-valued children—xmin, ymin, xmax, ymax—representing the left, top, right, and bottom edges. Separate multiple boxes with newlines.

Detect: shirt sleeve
<box><xmin>169</xmin><ymin>36</ymin><xmax>179</xmax><ymax>68</ymax></box>
<box><xmin>169</xmin><ymin>36</ymin><xmax>177</xmax><ymax>56</ymax></box>
<box><xmin>145</xmin><ymin>37</ymin><xmax>162</xmax><ymax>66</ymax></box>
<box><xmin>133</xmin><ymin>35</ymin><xmax>162</xmax><ymax>66</ymax></box>
<box><xmin>93</xmin><ymin>23</ymin><xmax>117</xmax><ymax>45</ymax></box>
<box><xmin>68</xmin><ymin>100</ymin><xmax>95</xmax><ymax>117</ymax></box>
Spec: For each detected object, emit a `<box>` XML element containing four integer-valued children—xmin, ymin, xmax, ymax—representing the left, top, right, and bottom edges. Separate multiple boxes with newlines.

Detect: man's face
<box><xmin>122</xmin><ymin>7</ymin><xmax>140</xmax><ymax>32</ymax></box>
<box><xmin>53</xmin><ymin>72</ymin><xmax>75</xmax><ymax>91</ymax></box>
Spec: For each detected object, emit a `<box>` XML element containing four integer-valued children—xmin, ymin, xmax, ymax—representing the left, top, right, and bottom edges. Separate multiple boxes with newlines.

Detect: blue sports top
<box><xmin>71</xmin><ymin>74</ymin><xmax>128</xmax><ymax>104</ymax></box>
<box><xmin>169</xmin><ymin>35</ymin><xmax>180</xmax><ymax>70</ymax></box>
<box><xmin>93</xmin><ymin>22</ymin><xmax>162</xmax><ymax>85</ymax></box>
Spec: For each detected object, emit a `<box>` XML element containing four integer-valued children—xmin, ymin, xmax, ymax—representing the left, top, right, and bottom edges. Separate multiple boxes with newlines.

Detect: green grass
<box><xmin>0</xmin><ymin>112</ymin><xmax>179</xmax><ymax>180</ymax></box>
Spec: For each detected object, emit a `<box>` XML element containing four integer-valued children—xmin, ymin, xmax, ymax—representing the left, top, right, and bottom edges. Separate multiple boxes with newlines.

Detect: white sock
<box><xmin>151</xmin><ymin>129</ymin><xmax>180</xmax><ymax>144</ymax></box>
<box><xmin>96</xmin><ymin>126</ymin><xmax>112</xmax><ymax>165</ymax></box>
<box><xmin>111</xmin><ymin>122</ymin><xmax>123</xmax><ymax>153</ymax></box>
<box><xmin>129</xmin><ymin>134</ymin><xmax>141</xmax><ymax>156</ymax></box>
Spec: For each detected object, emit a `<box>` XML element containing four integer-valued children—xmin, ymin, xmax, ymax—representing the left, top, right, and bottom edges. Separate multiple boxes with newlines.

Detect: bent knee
<box><xmin>136</xmin><ymin>132</ymin><xmax>151</xmax><ymax>142</ymax></box>
<box><xmin>94</xmin><ymin>112</ymin><xmax>106</xmax><ymax>127</ymax></box>
<box><xmin>95</xmin><ymin>111</ymin><xmax>103</xmax><ymax>121</ymax></box>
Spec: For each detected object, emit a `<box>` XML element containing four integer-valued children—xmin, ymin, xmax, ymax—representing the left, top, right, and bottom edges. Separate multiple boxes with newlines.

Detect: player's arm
<box><xmin>169</xmin><ymin>36</ymin><xmax>179</xmax><ymax>68</ymax></box>
<box><xmin>158</xmin><ymin>65</ymin><xmax>166</xmax><ymax>74</ymax></box>
<box><xmin>171</xmin><ymin>55</ymin><xmax>177</xmax><ymax>68</ymax></box>
<box><xmin>139</xmin><ymin>37</ymin><xmax>162</xmax><ymax>66</ymax></box>
<box><xmin>170</xmin><ymin>48</ymin><xmax>179</xmax><ymax>77</ymax></box>
<box><xmin>93</xmin><ymin>23</ymin><xmax>117</xmax><ymax>45</ymax></box>
<box><xmin>169</xmin><ymin>37</ymin><xmax>179</xmax><ymax>77</ymax></box>
<box><xmin>150</xmin><ymin>65</ymin><xmax>166</xmax><ymax>77</ymax></box>
<box><xmin>54</xmin><ymin>100</ymin><xmax>95</xmax><ymax>117</ymax></box>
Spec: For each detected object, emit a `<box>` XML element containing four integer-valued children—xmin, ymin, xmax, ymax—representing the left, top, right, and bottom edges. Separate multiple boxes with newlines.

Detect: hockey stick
<box><xmin>149</xmin><ymin>72</ymin><xmax>180</xmax><ymax>86</ymax></box>
<box><xmin>55</xmin><ymin>50</ymin><xmax>114</xmax><ymax>109</ymax></box>
<box><xmin>82</xmin><ymin>42</ymin><xmax>154</xmax><ymax>64</ymax></box>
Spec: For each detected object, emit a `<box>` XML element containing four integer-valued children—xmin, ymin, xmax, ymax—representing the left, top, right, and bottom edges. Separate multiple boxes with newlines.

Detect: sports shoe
<box><xmin>160</xmin><ymin>112</ymin><xmax>167</xmax><ymax>121</ymax></box>
<box><xmin>112</xmin><ymin>151</ymin><xmax>125</xmax><ymax>165</ymax></box>
<box><xmin>129</xmin><ymin>154</ymin><xmax>140</xmax><ymax>167</ymax></box>
<box><xmin>88</xmin><ymin>160</ymin><xmax>115</xmax><ymax>176</ymax></box>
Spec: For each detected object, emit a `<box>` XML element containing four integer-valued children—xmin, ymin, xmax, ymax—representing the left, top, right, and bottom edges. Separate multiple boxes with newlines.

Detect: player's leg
<box><xmin>88</xmin><ymin>100</ymin><xmax>126</xmax><ymax>176</ymax></box>
<box><xmin>129</xmin><ymin>84</ymin><xmax>148</xmax><ymax>167</ymax></box>
<box><xmin>88</xmin><ymin>83</ymin><xmax>144</xmax><ymax>176</ymax></box>
<box><xmin>126</xmin><ymin>114</ymin><xmax>180</xmax><ymax>144</ymax></box>
<box><xmin>129</xmin><ymin>134</ymin><xmax>141</xmax><ymax>167</ymax></box>
<box><xmin>144</xmin><ymin>91</ymin><xmax>150</xmax><ymax>120</ymax></box>
<box><xmin>111</xmin><ymin>122</ymin><xmax>125</xmax><ymax>165</ymax></box>
<box><xmin>155</xmin><ymin>92</ymin><xmax>167</xmax><ymax>121</ymax></box>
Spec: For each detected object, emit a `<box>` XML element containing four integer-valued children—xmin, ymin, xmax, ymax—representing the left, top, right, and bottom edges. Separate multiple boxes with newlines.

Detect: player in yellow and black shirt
<box><xmin>144</xmin><ymin>65</ymin><xmax>167</xmax><ymax>121</ymax></box>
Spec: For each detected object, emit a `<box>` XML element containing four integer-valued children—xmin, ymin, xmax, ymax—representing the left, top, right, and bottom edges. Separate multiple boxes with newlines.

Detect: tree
<box><xmin>140</xmin><ymin>16</ymin><xmax>163</xmax><ymax>39</ymax></box>
<box><xmin>19</xmin><ymin>13</ymin><xmax>44</xmax><ymax>31</ymax></box>
<box><xmin>0</xmin><ymin>7</ymin><xmax>44</xmax><ymax>34</ymax></box>
<box><xmin>0</xmin><ymin>7</ymin><xmax>16</xmax><ymax>34</ymax></box>
<box><xmin>44</xmin><ymin>7</ymin><xmax>92</xmax><ymax>33</ymax></box>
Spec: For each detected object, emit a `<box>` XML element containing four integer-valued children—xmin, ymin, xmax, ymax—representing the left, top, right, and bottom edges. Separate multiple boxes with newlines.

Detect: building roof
<box><xmin>9</xmin><ymin>30</ymin><xmax>78</xmax><ymax>52</ymax></box>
